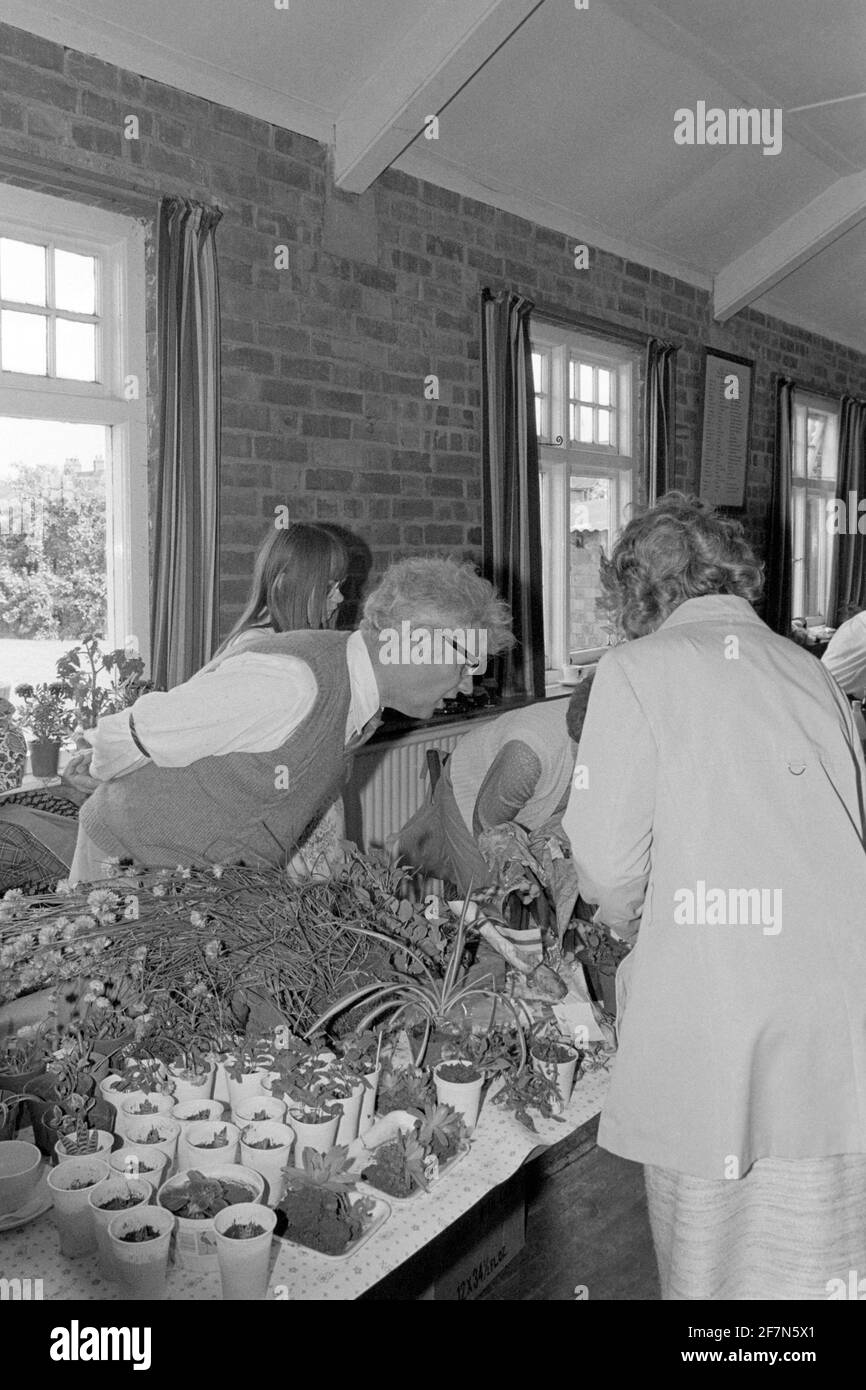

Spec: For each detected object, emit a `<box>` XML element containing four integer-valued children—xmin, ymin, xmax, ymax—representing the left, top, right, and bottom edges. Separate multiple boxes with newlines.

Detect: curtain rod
<box><xmin>0</xmin><ymin>151</ymin><xmax>221</xmax><ymax>219</ymax></box>
<box><xmin>530</xmin><ymin>299</ymin><xmax>682</xmax><ymax>353</ymax></box>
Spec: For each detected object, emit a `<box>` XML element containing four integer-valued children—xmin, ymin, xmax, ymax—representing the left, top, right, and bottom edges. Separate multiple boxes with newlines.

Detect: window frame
<box><xmin>532</xmin><ymin>322</ymin><xmax>639</xmax><ymax>674</ymax></box>
<box><xmin>0</xmin><ymin>185</ymin><xmax>149</xmax><ymax>667</ymax></box>
<box><xmin>790</xmin><ymin>388</ymin><xmax>840</xmax><ymax>625</ymax></box>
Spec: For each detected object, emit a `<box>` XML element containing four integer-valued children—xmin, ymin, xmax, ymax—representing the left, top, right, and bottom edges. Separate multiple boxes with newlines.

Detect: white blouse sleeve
<box><xmin>88</xmin><ymin>654</ymin><xmax>317</xmax><ymax>779</ymax></box>
<box><xmin>562</xmin><ymin>653</ymin><xmax>657</xmax><ymax>939</ymax></box>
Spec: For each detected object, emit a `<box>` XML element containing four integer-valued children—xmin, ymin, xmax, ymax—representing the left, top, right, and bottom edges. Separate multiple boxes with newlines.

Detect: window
<box><xmin>532</xmin><ymin>325</ymin><xmax>638</xmax><ymax>674</ymax></box>
<box><xmin>791</xmin><ymin>391</ymin><xmax>839</xmax><ymax>624</ymax></box>
<box><xmin>0</xmin><ymin>186</ymin><xmax>147</xmax><ymax>696</ymax></box>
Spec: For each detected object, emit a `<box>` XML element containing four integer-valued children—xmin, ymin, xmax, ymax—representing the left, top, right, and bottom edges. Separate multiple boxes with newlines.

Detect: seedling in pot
<box><xmin>223</xmin><ymin>1221</ymin><xmax>266</xmax><ymax>1240</ymax></box>
<box><xmin>68</xmin><ymin>1176</ymin><xmax>100</xmax><ymax>1190</ymax></box>
<box><xmin>119</xmin><ymin>1225</ymin><xmax>160</xmax><ymax>1243</ymax></box>
<box><xmin>191</xmin><ymin>1125</ymin><xmax>230</xmax><ymax>1149</ymax></box>
<box><xmin>141</xmin><ymin>1126</ymin><xmax>164</xmax><ymax>1144</ymax></box>
<box><xmin>96</xmin><ymin>1193</ymin><xmax>142</xmax><ymax>1211</ymax></box>
<box><xmin>243</xmin><ymin>1134</ymin><xmax>284</xmax><ymax>1150</ymax></box>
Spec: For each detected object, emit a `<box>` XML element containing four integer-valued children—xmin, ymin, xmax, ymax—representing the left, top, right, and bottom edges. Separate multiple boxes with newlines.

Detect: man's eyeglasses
<box><xmin>444</xmin><ymin>636</ymin><xmax>481</xmax><ymax>674</ymax></box>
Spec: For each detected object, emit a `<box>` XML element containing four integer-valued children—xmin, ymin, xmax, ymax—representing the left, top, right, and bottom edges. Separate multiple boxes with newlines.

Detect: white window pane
<box><xmin>55</xmin><ymin>248</ymin><xmax>96</xmax><ymax>315</ymax></box>
<box><xmin>0</xmin><ymin>238</ymin><xmax>46</xmax><ymax>307</ymax></box>
<box><xmin>569</xmin><ymin>359</ymin><xmax>578</xmax><ymax>399</ymax></box>
<box><xmin>579</xmin><ymin>406</ymin><xmax>594</xmax><ymax>442</ymax></box>
<box><xmin>1</xmin><ymin>309</ymin><xmax>47</xmax><ymax>374</ymax></box>
<box><xmin>535</xmin><ymin>395</ymin><xmax>544</xmax><ymax>439</ymax></box>
<box><xmin>55</xmin><ymin>318</ymin><xmax>97</xmax><ymax>381</ymax></box>
<box><xmin>597</xmin><ymin>369</ymin><xmax>611</xmax><ymax>406</ymax></box>
<box><xmin>579</xmin><ymin>363</ymin><xmax>593</xmax><ymax>400</ymax></box>
<box><xmin>598</xmin><ymin>409</ymin><xmax>611</xmax><ymax>445</ymax></box>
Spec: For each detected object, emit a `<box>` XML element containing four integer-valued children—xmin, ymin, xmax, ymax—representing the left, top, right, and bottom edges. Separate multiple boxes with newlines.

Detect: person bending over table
<box><xmin>396</xmin><ymin>675</ymin><xmax>595</xmax><ymax>898</ymax></box>
<box><xmin>562</xmin><ymin>490</ymin><xmax>866</xmax><ymax>1302</ymax></box>
<box><xmin>67</xmin><ymin>556</ymin><xmax>513</xmax><ymax>883</ymax></box>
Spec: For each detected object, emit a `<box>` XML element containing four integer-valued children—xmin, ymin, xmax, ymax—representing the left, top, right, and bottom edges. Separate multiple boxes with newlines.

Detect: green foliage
<box><xmin>56</xmin><ymin>636</ymin><xmax>154</xmax><ymax>730</ymax></box>
<box><xmin>160</xmin><ymin>1170</ymin><xmax>253</xmax><ymax>1220</ymax></box>
<box><xmin>13</xmin><ymin>682</ymin><xmax>76</xmax><ymax>742</ymax></box>
<box><xmin>0</xmin><ymin>462</ymin><xmax>107</xmax><ymax>640</ymax></box>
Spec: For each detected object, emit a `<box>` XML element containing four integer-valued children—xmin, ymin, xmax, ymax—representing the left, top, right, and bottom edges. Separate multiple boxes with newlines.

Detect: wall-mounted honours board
<box><xmin>699</xmin><ymin>349</ymin><xmax>754</xmax><ymax>509</ymax></box>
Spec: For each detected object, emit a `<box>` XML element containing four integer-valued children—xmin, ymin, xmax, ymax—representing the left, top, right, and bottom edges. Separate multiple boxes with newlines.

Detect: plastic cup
<box><xmin>213</xmin><ymin>1202</ymin><xmax>277</xmax><ymax>1300</ymax></box>
<box><xmin>47</xmin><ymin>1156</ymin><xmax>111</xmax><ymax>1257</ymax></box>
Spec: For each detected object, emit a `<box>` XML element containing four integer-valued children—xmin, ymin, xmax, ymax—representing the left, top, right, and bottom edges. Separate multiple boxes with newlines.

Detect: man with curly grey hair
<box><xmin>69</xmin><ymin>556</ymin><xmax>513</xmax><ymax>881</ymax></box>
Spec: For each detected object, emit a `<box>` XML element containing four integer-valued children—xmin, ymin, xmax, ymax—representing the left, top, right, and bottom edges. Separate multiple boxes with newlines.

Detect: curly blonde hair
<box><xmin>361</xmin><ymin>556</ymin><xmax>514</xmax><ymax>655</ymax></box>
<box><xmin>600</xmin><ymin>492</ymin><xmax>764</xmax><ymax>639</ymax></box>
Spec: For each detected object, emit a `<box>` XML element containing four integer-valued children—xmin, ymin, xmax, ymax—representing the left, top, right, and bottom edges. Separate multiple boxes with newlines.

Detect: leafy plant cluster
<box><xmin>160</xmin><ymin>1171</ymin><xmax>257</xmax><ymax>1222</ymax></box>
<box><xmin>362</xmin><ymin>1103</ymin><xmax>467</xmax><ymax>1199</ymax></box>
<box><xmin>277</xmin><ymin>1146</ymin><xmax>376</xmax><ymax>1256</ymax></box>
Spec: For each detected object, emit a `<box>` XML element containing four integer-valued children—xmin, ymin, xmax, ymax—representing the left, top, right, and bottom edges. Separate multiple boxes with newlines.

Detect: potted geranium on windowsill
<box><xmin>14</xmin><ymin>682</ymin><xmax>76</xmax><ymax>778</ymax></box>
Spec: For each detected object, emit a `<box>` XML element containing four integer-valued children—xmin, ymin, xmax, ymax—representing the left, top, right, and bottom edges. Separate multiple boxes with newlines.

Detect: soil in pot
<box><xmin>530</xmin><ymin>1040</ymin><xmax>578</xmax><ymax>1065</ymax></box>
<box><xmin>118</xmin><ymin>1225</ymin><xmax>160</xmax><ymax>1242</ymax></box>
<box><xmin>243</xmin><ymin>1135</ymin><xmax>283</xmax><ymax>1150</ymax></box>
<box><xmin>68</xmin><ymin>1177</ymin><xmax>100</xmax><ymax>1190</ymax></box>
<box><xmin>96</xmin><ymin>1193</ymin><xmax>143</xmax><ymax>1211</ymax></box>
<box><xmin>223</xmin><ymin>1221</ymin><xmax>265</xmax><ymax>1239</ymax></box>
<box><xmin>191</xmin><ymin>1127</ymin><xmax>231</xmax><ymax>1149</ymax></box>
<box><xmin>435</xmin><ymin>1062</ymin><xmax>482</xmax><ymax>1085</ymax></box>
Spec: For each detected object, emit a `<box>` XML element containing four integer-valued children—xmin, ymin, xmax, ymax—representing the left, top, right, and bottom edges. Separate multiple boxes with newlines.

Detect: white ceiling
<box><xmin>2</xmin><ymin>0</ymin><xmax>865</xmax><ymax>348</ymax></box>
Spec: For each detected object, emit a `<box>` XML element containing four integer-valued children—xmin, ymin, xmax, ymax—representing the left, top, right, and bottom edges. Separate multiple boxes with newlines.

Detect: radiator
<box><xmin>346</xmin><ymin>726</ymin><xmax>463</xmax><ymax>852</ymax></box>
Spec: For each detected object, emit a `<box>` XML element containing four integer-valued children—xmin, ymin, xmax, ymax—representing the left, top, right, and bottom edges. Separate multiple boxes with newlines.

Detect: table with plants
<box><xmin>0</xmin><ymin>844</ymin><xmax>618</xmax><ymax>1300</ymax></box>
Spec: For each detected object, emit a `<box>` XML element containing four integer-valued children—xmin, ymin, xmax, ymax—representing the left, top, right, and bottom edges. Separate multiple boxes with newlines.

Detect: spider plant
<box><xmin>305</xmin><ymin>897</ymin><xmax>527</xmax><ymax>1069</ymax></box>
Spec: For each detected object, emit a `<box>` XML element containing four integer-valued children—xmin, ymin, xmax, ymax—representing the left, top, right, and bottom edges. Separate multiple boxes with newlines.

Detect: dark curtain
<box><xmin>829</xmin><ymin>396</ymin><xmax>866</xmax><ymax>626</ymax></box>
<box><xmin>645</xmin><ymin>338</ymin><xmax>677</xmax><ymax>502</ymax></box>
<box><xmin>765</xmin><ymin>377</ymin><xmax>795</xmax><ymax>635</ymax></box>
<box><xmin>480</xmin><ymin>288</ymin><xmax>545</xmax><ymax>699</ymax></box>
<box><xmin>151</xmin><ymin>198</ymin><xmax>222</xmax><ymax>689</ymax></box>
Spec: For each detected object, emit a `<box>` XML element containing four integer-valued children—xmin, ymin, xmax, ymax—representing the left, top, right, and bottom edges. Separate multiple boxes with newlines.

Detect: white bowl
<box><xmin>0</xmin><ymin>1140</ymin><xmax>42</xmax><ymax>1215</ymax></box>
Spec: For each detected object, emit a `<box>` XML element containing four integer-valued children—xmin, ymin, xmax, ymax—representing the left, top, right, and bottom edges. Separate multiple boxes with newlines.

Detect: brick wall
<box><xmin>1</xmin><ymin>20</ymin><xmax>865</xmax><ymax>636</ymax></box>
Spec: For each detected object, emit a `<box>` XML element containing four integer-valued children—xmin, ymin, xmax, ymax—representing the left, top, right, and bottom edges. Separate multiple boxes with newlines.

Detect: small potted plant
<box><xmin>172</xmin><ymin>1098</ymin><xmax>224</xmax><ymax>1131</ymax></box>
<box><xmin>14</xmin><ymin>682</ymin><xmax>75</xmax><ymax>777</ymax></box>
<box><xmin>29</xmin><ymin>1039</ymin><xmax>115</xmax><ymax>1158</ymax></box>
<box><xmin>335</xmin><ymin>1031</ymin><xmax>383</xmax><ymax>1138</ymax></box>
<box><xmin>376</xmin><ymin>1065</ymin><xmax>434</xmax><ymax>1117</ymax></box>
<box><xmin>46</xmin><ymin>1154</ymin><xmax>111</xmax><ymax>1257</ymax></box>
<box><xmin>268</xmin><ymin>1052</ymin><xmax>343</xmax><ymax>1166</ymax></box>
<box><xmin>221</xmin><ymin>1039</ymin><xmax>275</xmax><ymax>1112</ymax></box>
<box><xmin>179</xmin><ymin>1120</ymin><xmax>241</xmax><ymax>1172</ymax></box>
<box><xmin>232</xmin><ymin>1094</ymin><xmax>286</xmax><ymax>1128</ymax></box>
<box><xmin>109</xmin><ymin>1146</ymin><xmax>170</xmax><ymax>1188</ymax></box>
<box><xmin>360</xmin><ymin>1126</ymin><xmax>430</xmax><ymax>1200</ymax></box>
<box><xmin>529</xmin><ymin>1024</ymin><xmax>582</xmax><ymax>1111</ymax></box>
<box><xmin>276</xmin><ymin>1146</ymin><xmax>382</xmax><ymax>1257</ymax></box>
<box><xmin>239</xmin><ymin>1119</ymin><xmax>295</xmax><ymax>1204</ymax></box>
<box><xmin>122</xmin><ymin>1115</ymin><xmax>181</xmax><ymax>1169</ymax></box>
<box><xmin>56</xmin><ymin>636</ymin><xmax>154</xmax><ymax>735</ymax></box>
<box><xmin>87</xmin><ymin>1173</ymin><xmax>154</xmax><ymax>1278</ymax></box>
<box><xmin>157</xmin><ymin>1165</ymin><xmax>265</xmax><ymax>1270</ymax></box>
<box><xmin>107</xmin><ymin>1204</ymin><xmax>175</xmax><ymax>1299</ymax></box>
<box><xmin>213</xmin><ymin>1201</ymin><xmax>277</xmax><ymax>1300</ymax></box>
<box><xmin>432</xmin><ymin>1059</ymin><xmax>484</xmax><ymax>1131</ymax></box>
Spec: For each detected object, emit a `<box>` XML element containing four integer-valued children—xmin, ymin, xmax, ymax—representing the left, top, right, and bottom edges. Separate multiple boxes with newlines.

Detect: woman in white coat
<box><xmin>563</xmin><ymin>492</ymin><xmax>866</xmax><ymax>1301</ymax></box>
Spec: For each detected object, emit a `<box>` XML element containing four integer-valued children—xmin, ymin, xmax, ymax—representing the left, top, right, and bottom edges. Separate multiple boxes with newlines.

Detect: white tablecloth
<box><xmin>0</xmin><ymin>1070</ymin><xmax>610</xmax><ymax>1300</ymax></box>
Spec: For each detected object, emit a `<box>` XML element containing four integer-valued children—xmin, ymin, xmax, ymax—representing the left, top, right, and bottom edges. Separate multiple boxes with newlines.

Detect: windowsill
<box><xmin>368</xmin><ymin>685</ymin><xmax>572</xmax><ymax>745</ymax></box>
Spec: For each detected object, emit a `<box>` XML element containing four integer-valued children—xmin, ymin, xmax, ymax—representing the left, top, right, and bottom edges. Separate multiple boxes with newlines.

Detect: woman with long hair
<box><xmin>563</xmin><ymin>491</ymin><xmax>866</xmax><ymax>1300</ymax></box>
<box><xmin>215</xmin><ymin>522</ymin><xmax>347</xmax><ymax>657</ymax></box>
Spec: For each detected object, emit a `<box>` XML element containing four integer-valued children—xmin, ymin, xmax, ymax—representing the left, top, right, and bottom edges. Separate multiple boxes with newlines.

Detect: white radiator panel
<box><xmin>350</xmin><ymin>729</ymin><xmax>462</xmax><ymax>851</ymax></box>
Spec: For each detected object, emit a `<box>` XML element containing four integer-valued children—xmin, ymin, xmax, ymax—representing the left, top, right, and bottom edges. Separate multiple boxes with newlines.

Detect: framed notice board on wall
<box><xmin>699</xmin><ymin>348</ymin><xmax>754</xmax><ymax>508</ymax></box>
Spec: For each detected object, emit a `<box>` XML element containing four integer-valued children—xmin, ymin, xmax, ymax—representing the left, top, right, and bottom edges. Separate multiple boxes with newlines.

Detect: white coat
<box><xmin>563</xmin><ymin>594</ymin><xmax>866</xmax><ymax>1179</ymax></box>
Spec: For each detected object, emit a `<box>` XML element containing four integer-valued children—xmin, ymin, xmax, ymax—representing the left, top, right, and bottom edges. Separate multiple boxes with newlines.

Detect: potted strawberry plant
<box><xmin>172</xmin><ymin>1098</ymin><xmax>224</xmax><ymax>1131</ymax></box>
<box><xmin>276</xmin><ymin>1146</ymin><xmax>382</xmax><ymax>1257</ymax></box>
<box><xmin>88</xmin><ymin>1173</ymin><xmax>154</xmax><ymax>1278</ymax></box>
<box><xmin>232</xmin><ymin>1094</ymin><xmax>286</xmax><ymax>1128</ymax></box>
<box><xmin>157</xmin><ymin>1165</ymin><xmax>264</xmax><ymax>1270</ymax></box>
<box><xmin>122</xmin><ymin>1115</ymin><xmax>181</xmax><ymax>1169</ymax></box>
